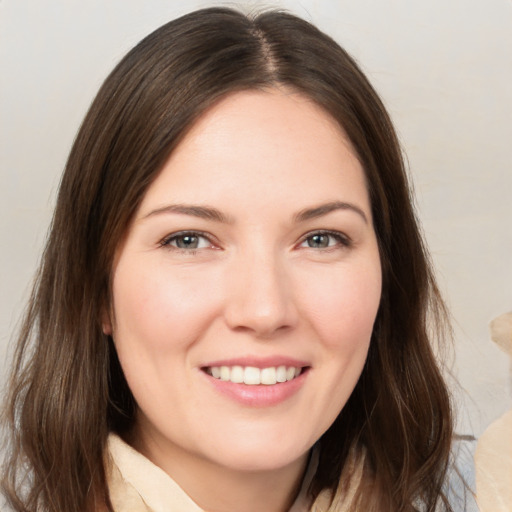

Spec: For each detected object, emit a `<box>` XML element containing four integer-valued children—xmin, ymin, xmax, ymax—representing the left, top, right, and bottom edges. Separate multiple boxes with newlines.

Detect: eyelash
<box><xmin>159</xmin><ymin>229</ymin><xmax>351</xmax><ymax>254</ymax></box>
<box><xmin>298</xmin><ymin>230</ymin><xmax>352</xmax><ymax>250</ymax></box>
<box><xmin>159</xmin><ymin>231</ymin><xmax>215</xmax><ymax>254</ymax></box>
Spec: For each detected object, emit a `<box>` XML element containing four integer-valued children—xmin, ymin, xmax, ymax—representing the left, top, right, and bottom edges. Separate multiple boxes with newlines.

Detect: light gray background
<box><xmin>1</xmin><ymin>0</ymin><xmax>511</xmax><ymax>438</ymax></box>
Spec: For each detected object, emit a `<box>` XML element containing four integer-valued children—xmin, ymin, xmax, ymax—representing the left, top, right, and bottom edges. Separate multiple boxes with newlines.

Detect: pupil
<box><xmin>309</xmin><ymin>234</ymin><xmax>328</xmax><ymax>248</ymax></box>
<box><xmin>177</xmin><ymin>235</ymin><xmax>198</xmax><ymax>249</ymax></box>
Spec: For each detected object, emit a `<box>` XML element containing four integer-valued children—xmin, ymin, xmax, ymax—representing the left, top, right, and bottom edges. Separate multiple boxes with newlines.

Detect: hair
<box><xmin>2</xmin><ymin>7</ymin><xmax>456</xmax><ymax>511</ymax></box>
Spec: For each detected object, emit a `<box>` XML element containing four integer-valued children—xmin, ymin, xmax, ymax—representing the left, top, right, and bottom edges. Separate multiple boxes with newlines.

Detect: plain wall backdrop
<box><xmin>1</xmin><ymin>0</ymin><xmax>511</xmax><ymax>438</ymax></box>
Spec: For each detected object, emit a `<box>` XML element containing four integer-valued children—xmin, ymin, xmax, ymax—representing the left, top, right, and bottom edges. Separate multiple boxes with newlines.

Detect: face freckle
<box><xmin>110</xmin><ymin>88</ymin><xmax>382</xmax><ymax>480</ymax></box>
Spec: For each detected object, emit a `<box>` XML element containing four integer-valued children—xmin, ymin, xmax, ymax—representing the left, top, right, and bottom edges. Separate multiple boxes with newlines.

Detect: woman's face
<box><xmin>107</xmin><ymin>89</ymin><xmax>382</xmax><ymax>476</ymax></box>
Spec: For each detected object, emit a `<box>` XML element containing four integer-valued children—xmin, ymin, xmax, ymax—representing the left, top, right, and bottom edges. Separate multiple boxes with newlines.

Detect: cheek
<box><xmin>289</xmin><ymin>260</ymin><xmax>381</xmax><ymax>437</ymax></box>
<box><xmin>111</xmin><ymin>259</ymin><xmax>221</xmax><ymax>356</ymax></box>
<box><xmin>298</xmin><ymin>261</ymin><xmax>382</xmax><ymax>352</ymax></box>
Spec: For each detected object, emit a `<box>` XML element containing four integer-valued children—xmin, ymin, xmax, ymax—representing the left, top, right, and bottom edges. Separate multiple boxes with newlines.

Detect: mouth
<box><xmin>202</xmin><ymin>365</ymin><xmax>307</xmax><ymax>385</ymax></box>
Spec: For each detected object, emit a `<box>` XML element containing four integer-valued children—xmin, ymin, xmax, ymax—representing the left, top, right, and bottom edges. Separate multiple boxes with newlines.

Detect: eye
<box><xmin>299</xmin><ymin>231</ymin><xmax>350</xmax><ymax>249</ymax></box>
<box><xmin>161</xmin><ymin>231</ymin><xmax>213</xmax><ymax>251</ymax></box>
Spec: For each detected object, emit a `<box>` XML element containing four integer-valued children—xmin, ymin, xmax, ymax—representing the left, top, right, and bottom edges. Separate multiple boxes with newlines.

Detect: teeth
<box><xmin>276</xmin><ymin>365</ymin><xmax>288</xmax><ymax>382</ymax></box>
<box><xmin>220</xmin><ymin>366</ymin><xmax>230</xmax><ymax>381</ymax></box>
<box><xmin>206</xmin><ymin>365</ymin><xmax>303</xmax><ymax>385</ymax></box>
<box><xmin>230</xmin><ymin>365</ymin><xmax>244</xmax><ymax>383</ymax></box>
<box><xmin>260</xmin><ymin>367</ymin><xmax>276</xmax><ymax>385</ymax></box>
<box><xmin>244</xmin><ymin>367</ymin><xmax>261</xmax><ymax>385</ymax></box>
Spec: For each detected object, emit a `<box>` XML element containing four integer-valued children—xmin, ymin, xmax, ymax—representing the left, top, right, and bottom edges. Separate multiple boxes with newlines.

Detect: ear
<box><xmin>101</xmin><ymin>308</ymin><xmax>113</xmax><ymax>336</ymax></box>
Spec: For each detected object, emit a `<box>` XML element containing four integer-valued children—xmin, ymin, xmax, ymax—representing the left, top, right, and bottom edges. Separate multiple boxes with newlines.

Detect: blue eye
<box><xmin>300</xmin><ymin>231</ymin><xmax>350</xmax><ymax>249</ymax></box>
<box><xmin>161</xmin><ymin>232</ymin><xmax>211</xmax><ymax>250</ymax></box>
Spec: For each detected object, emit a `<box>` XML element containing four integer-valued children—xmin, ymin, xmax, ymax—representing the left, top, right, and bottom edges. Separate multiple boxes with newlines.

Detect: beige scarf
<box><xmin>106</xmin><ymin>434</ymin><xmax>363</xmax><ymax>512</ymax></box>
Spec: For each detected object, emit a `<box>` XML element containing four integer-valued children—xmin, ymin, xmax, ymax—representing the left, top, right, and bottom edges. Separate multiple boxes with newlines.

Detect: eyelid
<box><xmin>158</xmin><ymin>229</ymin><xmax>351</xmax><ymax>252</ymax></box>
<box><xmin>159</xmin><ymin>230</ymin><xmax>219</xmax><ymax>250</ymax></box>
<box><xmin>297</xmin><ymin>229</ymin><xmax>352</xmax><ymax>249</ymax></box>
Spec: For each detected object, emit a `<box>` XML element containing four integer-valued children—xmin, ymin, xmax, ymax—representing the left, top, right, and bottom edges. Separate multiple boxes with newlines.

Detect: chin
<box><xmin>199</xmin><ymin>432</ymin><xmax>313</xmax><ymax>473</ymax></box>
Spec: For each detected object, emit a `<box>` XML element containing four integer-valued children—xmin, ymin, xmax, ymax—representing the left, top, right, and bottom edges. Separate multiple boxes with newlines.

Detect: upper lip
<box><xmin>200</xmin><ymin>356</ymin><xmax>310</xmax><ymax>369</ymax></box>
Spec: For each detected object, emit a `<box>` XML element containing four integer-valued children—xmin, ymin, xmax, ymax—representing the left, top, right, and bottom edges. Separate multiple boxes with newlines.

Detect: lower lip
<box><xmin>202</xmin><ymin>369</ymin><xmax>309</xmax><ymax>407</ymax></box>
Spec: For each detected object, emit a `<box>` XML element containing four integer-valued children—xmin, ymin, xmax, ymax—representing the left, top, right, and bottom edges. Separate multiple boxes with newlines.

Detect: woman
<box><xmin>1</xmin><ymin>7</ymin><xmax>471</xmax><ymax>511</ymax></box>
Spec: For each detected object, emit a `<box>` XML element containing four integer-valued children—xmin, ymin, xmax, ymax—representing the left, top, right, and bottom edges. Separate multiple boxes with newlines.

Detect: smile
<box><xmin>204</xmin><ymin>365</ymin><xmax>303</xmax><ymax>385</ymax></box>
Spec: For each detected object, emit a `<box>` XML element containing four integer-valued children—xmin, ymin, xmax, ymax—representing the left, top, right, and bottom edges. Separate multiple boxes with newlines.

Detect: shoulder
<box><xmin>106</xmin><ymin>433</ymin><xmax>203</xmax><ymax>512</ymax></box>
<box><xmin>444</xmin><ymin>436</ymin><xmax>479</xmax><ymax>512</ymax></box>
<box><xmin>475</xmin><ymin>410</ymin><xmax>512</xmax><ymax>512</ymax></box>
<box><xmin>106</xmin><ymin>434</ymin><xmax>153</xmax><ymax>512</ymax></box>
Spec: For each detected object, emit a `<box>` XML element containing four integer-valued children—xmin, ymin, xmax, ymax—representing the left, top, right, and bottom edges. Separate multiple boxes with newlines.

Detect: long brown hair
<box><xmin>2</xmin><ymin>7</ymin><xmax>455</xmax><ymax>511</ymax></box>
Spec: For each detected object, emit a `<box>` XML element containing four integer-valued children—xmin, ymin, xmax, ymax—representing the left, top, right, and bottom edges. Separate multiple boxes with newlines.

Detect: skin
<box><xmin>105</xmin><ymin>88</ymin><xmax>382</xmax><ymax>512</ymax></box>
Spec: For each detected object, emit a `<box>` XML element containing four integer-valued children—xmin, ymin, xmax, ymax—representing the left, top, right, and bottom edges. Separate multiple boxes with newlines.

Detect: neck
<box><xmin>127</xmin><ymin>426</ymin><xmax>310</xmax><ymax>512</ymax></box>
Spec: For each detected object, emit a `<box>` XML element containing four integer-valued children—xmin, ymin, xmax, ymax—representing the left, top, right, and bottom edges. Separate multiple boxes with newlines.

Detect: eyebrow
<box><xmin>142</xmin><ymin>204</ymin><xmax>232</xmax><ymax>223</ymax></box>
<box><xmin>143</xmin><ymin>200</ymin><xmax>368</xmax><ymax>225</ymax></box>
<box><xmin>293</xmin><ymin>201</ymin><xmax>368</xmax><ymax>224</ymax></box>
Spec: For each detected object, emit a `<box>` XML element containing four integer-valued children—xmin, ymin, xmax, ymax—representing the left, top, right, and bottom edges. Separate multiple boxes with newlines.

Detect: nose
<box><xmin>223</xmin><ymin>249</ymin><xmax>298</xmax><ymax>338</ymax></box>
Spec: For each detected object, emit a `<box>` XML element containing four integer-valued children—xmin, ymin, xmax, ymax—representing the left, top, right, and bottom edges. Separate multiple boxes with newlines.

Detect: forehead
<box><xmin>138</xmin><ymin>88</ymin><xmax>370</xmax><ymax>217</ymax></box>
